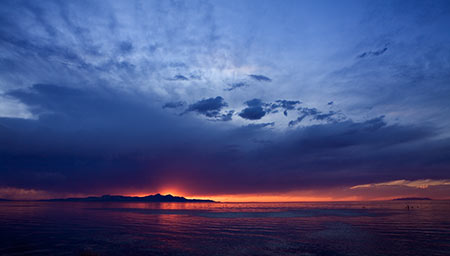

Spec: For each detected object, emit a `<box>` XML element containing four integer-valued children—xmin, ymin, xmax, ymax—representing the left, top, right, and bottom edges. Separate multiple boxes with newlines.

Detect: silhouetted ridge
<box><xmin>43</xmin><ymin>193</ymin><xmax>214</xmax><ymax>202</ymax></box>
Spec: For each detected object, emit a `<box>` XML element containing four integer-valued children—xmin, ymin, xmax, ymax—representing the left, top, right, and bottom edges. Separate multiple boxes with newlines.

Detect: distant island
<box><xmin>393</xmin><ymin>197</ymin><xmax>432</xmax><ymax>201</ymax></box>
<box><xmin>0</xmin><ymin>198</ymin><xmax>9</xmax><ymax>201</ymax></box>
<box><xmin>42</xmin><ymin>193</ymin><xmax>215</xmax><ymax>203</ymax></box>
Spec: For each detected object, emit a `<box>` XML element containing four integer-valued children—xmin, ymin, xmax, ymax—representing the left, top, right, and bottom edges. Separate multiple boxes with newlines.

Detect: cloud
<box><xmin>351</xmin><ymin>179</ymin><xmax>450</xmax><ymax>189</ymax></box>
<box><xmin>184</xmin><ymin>96</ymin><xmax>231</xmax><ymax>120</ymax></box>
<box><xmin>289</xmin><ymin>107</ymin><xmax>344</xmax><ymax>126</ymax></box>
<box><xmin>248</xmin><ymin>74</ymin><xmax>272</xmax><ymax>82</ymax></box>
<box><xmin>237</xmin><ymin>98</ymin><xmax>302</xmax><ymax>120</ymax></box>
<box><xmin>314</xmin><ymin>111</ymin><xmax>337</xmax><ymax>121</ymax></box>
<box><xmin>270</xmin><ymin>100</ymin><xmax>301</xmax><ymax>116</ymax></box>
<box><xmin>215</xmin><ymin>110</ymin><xmax>234</xmax><ymax>121</ymax></box>
<box><xmin>245</xmin><ymin>122</ymin><xmax>275</xmax><ymax>129</ymax></box>
<box><xmin>238</xmin><ymin>99</ymin><xmax>335</xmax><ymax>122</ymax></box>
<box><xmin>163</xmin><ymin>101</ymin><xmax>185</xmax><ymax>109</ymax></box>
<box><xmin>238</xmin><ymin>98</ymin><xmax>267</xmax><ymax>120</ymax></box>
<box><xmin>118</xmin><ymin>41</ymin><xmax>133</xmax><ymax>54</ymax></box>
<box><xmin>274</xmin><ymin>100</ymin><xmax>301</xmax><ymax>110</ymax></box>
<box><xmin>225</xmin><ymin>82</ymin><xmax>248</xmax><ymax>91</ymax></box>
<box><xmin>239</xmin><ymin>107</ymin><xmax>266</xmax><ymax>120</ymax></box>
<box><xmin>3</xmin><ymin>83</ymin><xmax>201</xmax><ymax>140</ymax></box>
<box><xmin>168</xmin><ymin>75</ymin><xmax>189</xmax><ymax>81</ymax></box>
<box><xmin>0</xmin><ymin>86</ymin><xmax>447</xmax><ymax>197</ymax></box>
<box><xmin>0</xmin><ymin>83</ymin><xmax>231</xmax><ymax>195</ymax></box>
<box><xmin>358</xmin><ymin>46</ymin><xmax>388</xmax><ymax>58</ymax></box>
<box><xmin>0</xmin><ymin>186</ymin><xmax>55</xmax><ymax>200</ymax></box>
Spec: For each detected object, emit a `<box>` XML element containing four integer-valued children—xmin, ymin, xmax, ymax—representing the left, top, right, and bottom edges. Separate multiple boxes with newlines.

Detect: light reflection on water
<box><xmin>0</xmin><ymin>201</ymin><xmax>449</xmax><ymax>255</ymax></box>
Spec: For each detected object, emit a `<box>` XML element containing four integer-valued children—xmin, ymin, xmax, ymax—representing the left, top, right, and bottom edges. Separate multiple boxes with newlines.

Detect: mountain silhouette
<box><xmin>43</xmin><ymin>193</ymin><xmax>215</xmax><ymax>202</ymax></box>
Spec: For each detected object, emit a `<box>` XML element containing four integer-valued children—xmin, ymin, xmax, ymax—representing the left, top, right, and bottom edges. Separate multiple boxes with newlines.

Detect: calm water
<box><xmin>0</xmin><ymin>201</ymin><xmax>449</xmax><ymax>256</ymax></box>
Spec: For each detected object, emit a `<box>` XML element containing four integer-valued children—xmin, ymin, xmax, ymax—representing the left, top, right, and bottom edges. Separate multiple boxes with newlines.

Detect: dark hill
<box><xmin>43</xmin><ymin>193</ymin><xmax>214</xmax><ymax>202</ymax></box>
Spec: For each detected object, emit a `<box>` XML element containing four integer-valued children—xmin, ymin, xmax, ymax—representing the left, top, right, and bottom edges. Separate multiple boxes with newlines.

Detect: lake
<box><xmin>0</xmin><ymin>200</ymin><xmax>449</xmax><ymax>255</ymax></box>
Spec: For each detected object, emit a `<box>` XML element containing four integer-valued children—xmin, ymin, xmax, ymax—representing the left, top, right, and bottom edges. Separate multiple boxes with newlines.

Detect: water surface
<box><xmin>1</xmin><ymin>201</ymin><xmax>449</xmax><ymax>255</ymax></box>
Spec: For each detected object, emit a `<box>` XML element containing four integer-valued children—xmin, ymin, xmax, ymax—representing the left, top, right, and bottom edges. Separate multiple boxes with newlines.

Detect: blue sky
<box><xmin>0</xmin><ymin>0</ymin><xmax>449</xmax><ymax>200</ymax></box>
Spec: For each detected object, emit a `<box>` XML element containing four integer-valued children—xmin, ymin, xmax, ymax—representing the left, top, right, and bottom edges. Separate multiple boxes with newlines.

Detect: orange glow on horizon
<box><xmin>122</xmin><ymin>181</ymin><xmax>450</xmax><ymax>202</ymax></box>
<box><xmin>191</xmin><ymin>194</ymin><xmax>364</xmax><ymax>202</ymax></box>
<box><xmin>127</xmin><ymin>190</ymin><xmax>370</xmax><ymax>202</ymax></box>
<box><xmin>125</xmin><ymin>192</ymin><xmax>441</xmax><ymax>202</ymax></box>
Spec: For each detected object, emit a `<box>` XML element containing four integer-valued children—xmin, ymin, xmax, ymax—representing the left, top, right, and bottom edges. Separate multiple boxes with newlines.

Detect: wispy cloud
<box><xmin>358</xmin><ymin>46</ymin><xmax>388</xmax><ymax>58</ymax></box>
<box><xmin>163</xmin><ymin>101</ymin><xmax>185</xmax><ymax>109</ymax></box>
<box><xmin>0</xmin><ymin>186</ymin><xmax>53</xmax><ymax>200</ymax></box>
<box><xmin>248</xmin><ymin>74</ymin><xmax>272</xmax><ymax>82</ymax></box>
<box><xmin>225</xmin><ymin>82</ymin><xmax>248</xmax><ymax>91</ymax></box>
<box><xmin>167</xmin><ymin>75</ymin><xmax>189</xmax><ymax>81</ymax></box>
<box><xmin>351</xmin><ymin>179</ymin><xmax>450</xmax><ymax>189</ymax></box>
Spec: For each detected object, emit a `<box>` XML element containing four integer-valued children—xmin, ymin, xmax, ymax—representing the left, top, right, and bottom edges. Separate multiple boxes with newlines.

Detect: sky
<box><xmin>0</xmin><ymin>0</ymin><xmax>450</xmax><ymax>201</ymax></box>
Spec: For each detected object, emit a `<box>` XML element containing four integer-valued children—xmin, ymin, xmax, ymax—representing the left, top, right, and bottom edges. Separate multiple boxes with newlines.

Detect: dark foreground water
<box><xmin>0</xmin><ymin>201</ymin><xmax>449</xmax><ymax>256</ymax></box>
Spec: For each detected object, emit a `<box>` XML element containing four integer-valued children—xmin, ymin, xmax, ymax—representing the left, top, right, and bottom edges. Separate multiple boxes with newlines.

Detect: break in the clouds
<box><xmin>0</xmin><ymin>0</ymin><xmax>450</xmax><ymax>200</ymax></box>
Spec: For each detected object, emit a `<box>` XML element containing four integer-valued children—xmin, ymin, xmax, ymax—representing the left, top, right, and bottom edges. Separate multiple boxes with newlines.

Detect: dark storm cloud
<box><xmin>248</xmin><ymin>74</ymin><xmax>272</xmax><ymax>82</ymax></box>
<box><xmin>5</xmin><ymin>84</ymin><xmax>175</xmax><ymax>134</ymax></box>
<box><xmin>194</xmin><ymin>117</ymin><xmax>447</xmax><ymax>195</ymax></box>
<box><xmin>0</xmin><ymin>84</ymin><xmax>224</xmax><ymax>193</ymax></box>
<box><xmin>1</xmin><ymin>84</ymin><xmax>449</xmax><ymax>196</ymax></box>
